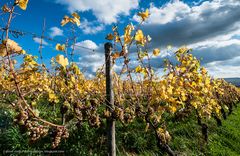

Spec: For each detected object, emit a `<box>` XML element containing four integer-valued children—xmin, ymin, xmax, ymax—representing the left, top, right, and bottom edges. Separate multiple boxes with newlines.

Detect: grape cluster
<box><xmin>157</xmin><ymin>128</ymin><xmax>171</xmax><ymax>144</ymax></box>
<box><xmin>73</xmin><ymin>102</ymin><xmax>83</xmax><ymax>120</ymax></box>
<box><xmin>52</xmin><ymin>127</ymin><xmax>69</xmax><ymax>149</ymax></box>
<box><xmin>88</xmin><ymin>114</ymin><xmax>100</xmax><ymax>127</ymax></box>
<box><xmin>73</xmin><ymin>99</ymin><xmax>102</xmax><ymax>127</ymax></box>
<box><xmin>25</xmin><ymin>120</ymin><xmax>49</xmax><ymax>142</ymax></box>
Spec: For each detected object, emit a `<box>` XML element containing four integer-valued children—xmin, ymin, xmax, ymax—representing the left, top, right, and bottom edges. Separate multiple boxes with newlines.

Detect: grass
<box><xmin>206</xmin><ymin>107</ymin><xmax>240</xmax><ymax>156</ymax></box>
<box><xmin>1</xmin><ymin>103</ymin><xmax>240</xmax><ymax>155</ymax></box>
<box><xmin>168</xmin><ymin>104</ymin><xmax>240</xmax><ymax>156</ymax></box>
<box><xmin>120</xmin><ymin>104</ymin><xmax>240</xmax><ymax>156</ymax></box>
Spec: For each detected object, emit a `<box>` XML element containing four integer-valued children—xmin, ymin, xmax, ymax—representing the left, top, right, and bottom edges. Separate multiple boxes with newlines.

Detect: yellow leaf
<box><xmin>17</xmin><ymin>0</ymin><xmax>29</xmax><ymax>10</ymax></box>
<box><xmin>31</xmin><ymin>101</ymin><xmax>37</xmax><ymax>107</ymax></box>
<box><xmin>70</xmin><ymin>17</ymin><xmax>80</xmax><ymax>26</ymax></box>
<box><xmin>49</xmin><ymin>93</ymin><xmax>56</xmax><ymax>100</ymax></box>
<box><xmin>177</xmin><ymin>47</ymin><xmax>188</xmax><ymax>54</ymax></box>
<box><xmin>124</xmin><ymin>35</ymin><xmax>132</xmax><ymax>45</ymax></box>
<box><xmin>168</xmin><ymin>73</ymin><xmax>174</xmax><ymax>80</ymax></box>
<box><xmin>191</xmin><ymin>101</ymin><xmax>198</xmax><ymax>109</ymax></box>
<box><xmin>0</xmin><ymin>39</ymin><xmax>24</xmax><ymax>56</ymax></box>
<box><xmin>124</xmin><ymin>24</ymin><xmax>134</xmax><ymax>44</ymax></box>
<box><xmin>72</xmin><ymin>12</ymin><xmax>80</xmax><ymax>20</ymax></box>
<box><xmin>180</xmin><ymin>67</ymin><xmax>187</xmax><ymax>72</ymax></box>
<box><xmin>48</xmin><ymin>92</ymin><xmax>59</xmax><ymax>103</ymax></box>
<box><xmin>137</xmin><ymin>9</ymin><xmax>149</xmax><ymax>21</ymax></box>
<box><xmin>104</xmin><ymin>110</ymin><xmax>111</xmax><ymax>118</ymax></box>
<box><xmin>115</xmin><ymin>35</ymin><xmax>121</xmax><ymax>42</ymax></box>
<box><xmin>70</xmin><ymin>76</ymin><xmax>76</xmax><ymax>83</ymax></box>
<box><xmin>169</xmin><ymin>106</ymin><xmax>177</xmax><ymax>113</ymax></box>
<box><xmin>0</xmin><ymin>44</ymin><xmax>7</xmax><ymax>57</ymax></box>
<box><xmin>201</xmin><ymin>67</ymin><xmax>207</xmax><ymax>75</ymax></box>
<box><xmin>153</xmin><ymin>48</ymin><xmax>160</xmax><ymax>56</ymax></box>
<box><xmin>135</xmin><ymin>65</ymin><xmax>143</xmax><ymax>73</ymax></box>
<box><xmin>61</xmin><ymin>15</ymin><xmax>70</xmax><ymax>26</ymax></box>
<box><xmin>2</xmin><ymin>4</ymin><xmax>10</xmax><ymax>12</ymax></box>
<box><xmin>70</xmin><ymin>12</ymin><xmax>81</xmax><ymax>26</ymax></box>
<box><xmin>56</xmin><ymin>55</ymin><xmax>69</xmax><ymax>67</ymax></box>
<box><xmin>135</xmin><ymin>30</ymin><xmax>145</xmax><ymax>45</ymax></box>
<box><xmin>112</xmin><ymin>52</ymin><xmax>120</xmax><ymax>59</ymax></box>
<box><xmin>21</xmin><ymin>50</ymin><xmax>26</xmax><ymax>54</ymax></box>
<box><xmin>61</xmin><ymin>13</ymin><xmax>80</xmax><ymax>26</ymax></box>
<box><xmin>157</xmin><ymin>128</ymin><xmax>164</xmax><ymax>135</ymax></box>
<box><xmin>105</xmin><ymin>34</ymin><xmax>114</xmax><ymax>40</ymax></box>
<box><xmin>55</xmin><ymin>43</ymin><xmax>65</xmax><ymax>51</ymax></box>
<box><xmin>32</xmin><ymin>109</ymin><xmax>40</xmax><ymax>117</ymax></box>
<box><xmin>142</xmin><ymin>68</ymin><xmax>148</xmax><ymax>76</ymax></box>
<box><xmin>167</xmin><ymin>86</ymin><xmax>173</xmax><ymax>94</ymax></box>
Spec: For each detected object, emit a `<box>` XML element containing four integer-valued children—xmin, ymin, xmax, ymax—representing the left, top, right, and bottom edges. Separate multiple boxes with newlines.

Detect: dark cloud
<box><xmin>193</xmin><ymin>44</ymin><xmax>240</xmax><ymax>65</ymax></box>
<box><xmin>74</xmin><ymin>0</ymin><xmax>240</xmax><ymax>78</ymax></box>
<box><xmin>145</xmin><ymin>44</ymin><xmax>240</xmax><ymax>70</ymax></box>
<box><xmin>133</xmin><ymin>0</ymin><xmax>240</xmax><ymax>78</ymax></box>
<box><xmin>143</xmin><ymin>3</ymin><xmax>240</xmax><ymax>47</ymax></box>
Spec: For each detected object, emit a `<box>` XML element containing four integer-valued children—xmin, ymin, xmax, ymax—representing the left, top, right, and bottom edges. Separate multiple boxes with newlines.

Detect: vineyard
<box><xmin>1</xmin><ymin>0</ymin><xmax>240</xmax><ymax>156</ymax></box>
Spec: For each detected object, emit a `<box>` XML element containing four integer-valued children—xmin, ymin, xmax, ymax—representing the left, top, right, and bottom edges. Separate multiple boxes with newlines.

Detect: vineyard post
<box><xmin>105</xmin><ymin>42</ymin><xmax>116</xmax><ymax>156</ymax></box>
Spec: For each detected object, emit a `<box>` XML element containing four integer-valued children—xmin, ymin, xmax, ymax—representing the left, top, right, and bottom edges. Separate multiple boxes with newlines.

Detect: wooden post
<box><xmin>105</xmin><ymin>42</ymin><xmax>116</xmax><ymax>156</ymax></box>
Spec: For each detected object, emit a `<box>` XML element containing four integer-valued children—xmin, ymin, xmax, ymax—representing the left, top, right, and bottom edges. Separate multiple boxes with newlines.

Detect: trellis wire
<box><xmin>0</xmin><ymin>26</ymin><xmax>99</xmax><ymax>53</ymax></box>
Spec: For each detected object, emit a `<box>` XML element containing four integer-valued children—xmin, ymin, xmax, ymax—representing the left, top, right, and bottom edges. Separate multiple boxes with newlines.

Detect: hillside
<box><xmin>224</xmin><ymin>78</ymin><xmax>240</xmax><ymax>87</ymax></box>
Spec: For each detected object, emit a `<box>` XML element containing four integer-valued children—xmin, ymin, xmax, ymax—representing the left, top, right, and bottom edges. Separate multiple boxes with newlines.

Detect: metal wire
<box><xmin>0</xmin><ymin>26</ymin><xmax>100</xmax><ymax>53</ymax></box>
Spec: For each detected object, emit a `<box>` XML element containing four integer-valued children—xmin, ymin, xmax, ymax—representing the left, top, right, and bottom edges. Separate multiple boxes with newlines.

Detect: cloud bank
<box><xmin>139</xmin><ymin>0</ymin><xmax>240</xmax><ymax>78</ymax></box>
<box><xmin>55</xmin><ymin>0</ymin><xmax>139</xmax><ymax>24</ymax></box>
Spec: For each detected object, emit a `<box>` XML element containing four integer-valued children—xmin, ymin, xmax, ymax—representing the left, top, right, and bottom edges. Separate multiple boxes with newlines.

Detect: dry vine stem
<box><xmin>4</xmin><ymin>2</ymin><xmax>64</xmax><ymax>128</ymax></box>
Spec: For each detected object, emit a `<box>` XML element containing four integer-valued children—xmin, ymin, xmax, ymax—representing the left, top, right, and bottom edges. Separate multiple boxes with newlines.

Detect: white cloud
<box><xmin>205</xmin><ymin>56</ymin><xmax>240</xmax><ymax>78</ymax></box>
<box><xmin>133</xmin><ymin>0</ymin><xmax>191</xmax><ymax>24</ymax></box>
<box><xmin>33</xmin><ymin>37</ymin><xmax>48</xmax><ymax>46</ymax></box>
<box><xmin>78</xmin><ymin>52</ymin><xmax>105</xmax><ymax>78</ymax></box>
<box><xmin>206</xmin><ymin>65</ymin><xmax>240</xmax><ymax>78</ymax></box>
<box><xmin>75</xmin><ymin>40</ymin><xmax>98</xmax><ymax>53</ymax></box>
<box><xmin>189</xmin><ymin>29</ymin><xmax>240</xmax><ymax>49</ymax></box>
<box><xmin>49</xmin><ymin>27</ymin><xmax>64</xmax><ymax>38</ymax></box>
<box><xmin>55</xmin><ymin>0</ymin><xmax>139</xmax><ymax>24</ymax></box>
<box><xmin>148</xmin><ymin>1</ymin><xmax>191</xmax><ymax>24</ymax></box>
<box><xmin>141</xmin><ymin>0</ymin><xmax>240</xmax><ymax>25</ymax></box>
<box><xmin>53</xmin><ymin>0</ymin><xmax>240</xmax><ymax>78</ymax></box>
<box><xmin>80</xmin><ymin>19</ymin><xmax>105</xmax><ymax>34</ymax></box>
<box><xmin>78</xmin><ymin>53</ymin><xmax>104</xmax><ymax>72</ymax></box>
<box><xmin>136</xmin><ymin>0</ymin><xmax>240</xmax><ymax>78</ymax></box>
<box><xmin>139</xmin><ymin>1</ymin><xmax>240</xmax><ymax>54</ymax></box>
<box><xmin>74</xmin><ymin>40</ymin><xmax>104</xmax><ymax>78</ymax></box>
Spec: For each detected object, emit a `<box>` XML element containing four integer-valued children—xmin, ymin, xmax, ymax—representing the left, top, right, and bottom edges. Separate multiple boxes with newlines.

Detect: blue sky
<box><xmin>1</xmin><ymin>0</ymin><xmax>240</xmax><ymax>78</ymax></box>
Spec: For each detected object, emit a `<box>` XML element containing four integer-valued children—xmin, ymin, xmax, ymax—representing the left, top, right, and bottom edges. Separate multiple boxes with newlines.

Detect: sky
<box><xmin>1</xmin><ymin>0</ymin><xmax>240</xmax><ymax>78</ymax></box>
